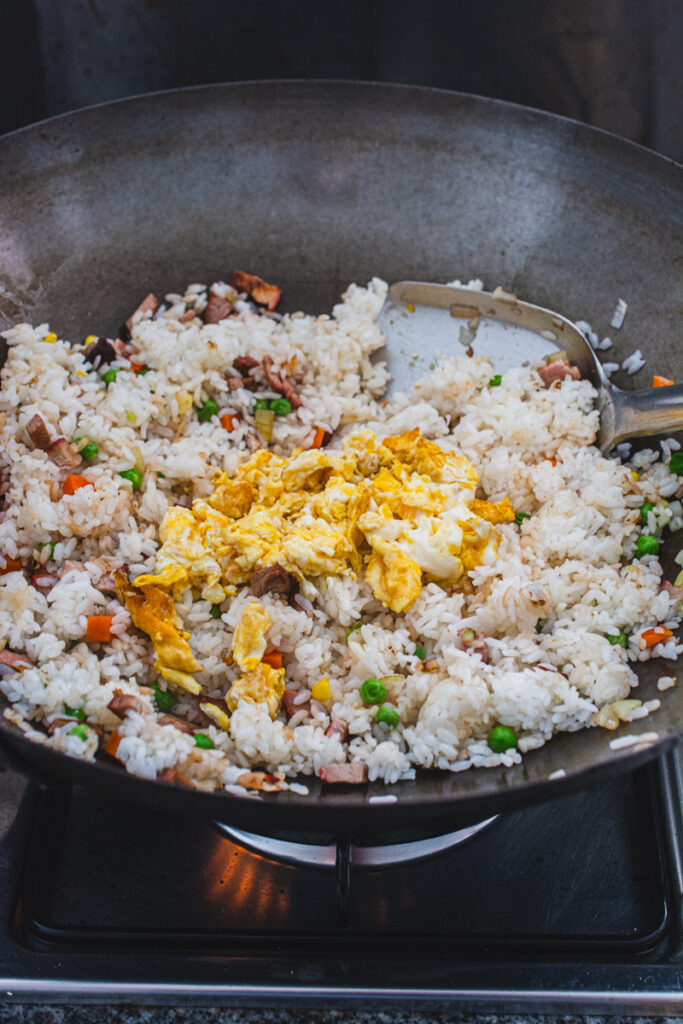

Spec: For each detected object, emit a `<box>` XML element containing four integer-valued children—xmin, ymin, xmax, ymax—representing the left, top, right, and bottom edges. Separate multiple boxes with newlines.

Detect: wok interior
<box><xmin>0</xmin><ymin>82</ymin><xmax>681</xmax><ymax>829</ymax></box>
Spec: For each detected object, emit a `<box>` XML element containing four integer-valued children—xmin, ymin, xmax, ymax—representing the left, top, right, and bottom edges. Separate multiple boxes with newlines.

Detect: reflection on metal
<box><xmin>215</xmin><ymin>816</ymin><xmax>498</xmax><ymax>869</ymax></box>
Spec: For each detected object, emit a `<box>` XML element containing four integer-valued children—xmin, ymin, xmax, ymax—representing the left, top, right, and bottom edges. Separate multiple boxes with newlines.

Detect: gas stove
<box><xmin>1</xmin><ymin>750</ymin><xmax>682</xmax><ymax>1015</ymax></box>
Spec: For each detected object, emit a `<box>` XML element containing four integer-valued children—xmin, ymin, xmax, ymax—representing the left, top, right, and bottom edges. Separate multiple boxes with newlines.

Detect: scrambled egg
<box><xmin>124</xmin><ymin>430</ymin><xmax>515</xmax><ymax>699</ymax></box>
<box><xmin>137</xmin><ymin>428</ymin><xmax>513</xmax><ymax>615</ymax></box>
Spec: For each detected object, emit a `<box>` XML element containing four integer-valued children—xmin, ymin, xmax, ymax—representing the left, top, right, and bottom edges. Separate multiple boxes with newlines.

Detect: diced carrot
<box><xmin>640</xmin><ymin>626</ymin><xmax>674</xmax><ymax>648</ymax></box>
<box><xmin>129</xmin><ymin>359</ymin><xmax>147</xmax><ymax>373</ymax></box>
<box><xmin>220</xmin><ymin>413</ymin><xmax>236</xmax><ymax>432</ymax></box>
<box><xmin>86</xmin><ymin>615</ymin><xmax>114</xmax><ymax>643</ymax></box>
<box><xmin>547</xmin><ymin>458</ymin><xmax>557</xmax><ymax>467</ymax></box>
<box><xmin>0</xmin><ymin>556</ymin><xmax>22</xmax><ymax>575</ymax></box>
<box><xmin>261</xmin><ymin>650</ymin><xmax>283</xmax><ymax>669</ymax></box>
<box><xmin>311</xmin><ymin>426</ymin><xmax>326</xmax><ymax>449</ymax></box>
<box><xmin>104</xmin><ymin>730</ymin><xmax>122</xmax><ymax>759</ymax></box>
<box><xmin>63</xmin><ymin>474</ymin><xmax>93</xmax><ymax>496</ymax></box>
<box><xmin>652</xmin><ymin>375</ymin><xmax>675</xmax><ymax>388</ymax></box>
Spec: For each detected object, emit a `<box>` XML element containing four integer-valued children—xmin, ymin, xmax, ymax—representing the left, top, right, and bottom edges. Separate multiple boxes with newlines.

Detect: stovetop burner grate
<box><xmin>1</xmin><ymin>751</ymin><xmax>682</xmax><ymax>1013</ymax></box>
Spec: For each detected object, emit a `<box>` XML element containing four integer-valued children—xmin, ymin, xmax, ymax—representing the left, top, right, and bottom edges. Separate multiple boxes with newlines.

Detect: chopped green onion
<box><xmin>151</xmin><ymin>683</ymin><xmax>174</xmax><ymax>713</ymax></box>
<box><xmin>125</xmin><ymin>410</ymin><xmax>137</xmax><ymax>424</ymax></box>
<box><xmin>639</xmin><ymin>501</ymin><xmax>654</xmax><ymax>525</ymax></box>
<box><xmin>156</xmin><ymin>471</ymin><xmax>165</xmax><ymax>478</ymax></box>
<box><xmin>460</xmin><ymin>628</ymin><xmax>476</xmax><ymax>643</ymax></box>
<box><xmin>670</xmin><ymin>452</ymin><xmax>683</xmax><ymax>476</ymax></box>
<box><xmin>607</xmin><ymin>631</ymin><xmax>628</xmax><ymax>648</ymax></box>
<box><xmin>535</xmin><ymin>618</ymin><xmax>545</xmax><ymax>634</ymax></box>
<box><xmin>270</xmin><ymin>398</ymin><xmax>292</xmax><ymax>416</ymax></box>
<box><xmin>360</xmin><ymin>678</ymin><xmax>386</xmax><ymax>705</ymax></box>
<box><xmin>64</xmin><ymin>704</ymin><xmax>86</xmax><ymax>721</ymax></box>
<box><xmin>636</xmin><ymin>534</ymin><xmax>659</xmax><ymax>557</ymax></box>
<box><xmin>254</xmin><ymin>407</ymin><xmax>275</xmax><ymax>442</ymax></box>
<box><xmin>254</xmin><ymin>398</ymin><xmax>270</xmax><ymax>410</ymax></box>
<box><xmin>197</xmin><ymin>399</ymin><xmax>219</xmax><ymax>422</ymax></box>
<box><xmin>344</xmin><ymin>621</ymin><xmax>362</xmax><ymax>644</ymax></box>
<box><xmin>138</xmin><ymin>368</ymin><xmax>150</xmax><ymax>376</ymax></box>
<box><xmin>515</xmin><ymin>511</ymin><xmax>531</xmax><ymax>524</ymax></box>
<box><xmin>375</xmin><ymin>704</ymin><xmax>400</xmax><ymax>727</ymax></box>
<box><xmin>80</xmin><ymin>441</ymin><xmax>99</xmax><ymax>462</ymax></box>
<box><xmin>209</xmin><ymin>603</ymin><xmax>222</xmax><ymax>619</ymax></box>
<box><xmin>488</xmin><ymin>725</ymin><xmax>517</xmax><ymax>753</ymax></box>
<box><xmin>69</xmin><ymin>723</ymin><xmax>90</xmax><ymax>741</ymax></box>
<box><xmin>414</xmin><ymin>643</ymin><xmax>426</xmax><ymax>660</ymax></box>
<box><xmin>119</xmin><ymin>467</ymin><xmax>143</xmax><ymax>491</ymax></box>
<box><xmin>102</xmin><ymin>369</ymin><xmax>118</xmax><ymax>386</ymax></box>
<box><xmin>194</xmin><ymin>732</ymin><xmax>214</xmax><ymax>749</ymax></box>
<box><xmin>39</xmin><ymin>541</ymin><xmax>56</xmax><ymax>559</ymax></box>
<box><xmin>489</xmin><ymin>375</ymin><xmax>502</xmax><ymax>387</ymax></box>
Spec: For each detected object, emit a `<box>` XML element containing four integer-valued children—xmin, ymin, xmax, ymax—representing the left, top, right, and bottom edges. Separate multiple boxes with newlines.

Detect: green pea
<box><xmin>197</xmin><ymin>399</ymin><xmax>219</xmax><ymax>422</ymax></box>
<box><xmin>64</xmin><ymin>704</ymin><xmax>86</xmax><ymax>721</ymax></box>
<box><xmin>344</xmin><ymin>621</ymin><xmax>362</xmax><ymax>644</ymax></box>
<box><xmin>607</xmin><ymin>631</ymin><xmax>628</xmax><ymax>648</ymax></box>
<box><xmin>414</xmin><ymin>643</ymin><xmax>426</xmax><ymax>660</ymax></box>
<box><xmin>489</xmin><ymin>375</ymin><xmax>502</xmax><ymax>387</ymax></box>
<box><xmin>639</xmin><ymin>501</ymin><xmax>654</xmax><ymax>525</ymax></box>
<box><xmin>102</xmin><ymin>369</ymin><xmax>118</xmax><ymax>386</ymax></box>
<box><xmin>80</xmin><ymin>441</ymin><xmax>99</xmax><ymax>462</ymax></box>
<box><xmin>119</xmin><ymin>467</ymin><xmax>143</xmax><ymax>491</ymax></box>
<box><xmin>375</xmin><ymin>704</ymin><xmax>400</xmax><ymax>727</ymax></box>
<box><xmin>515</xmin><ymin>511</ymin><xmax>531</xmax><ymax>524</ymax></box>
<box><xmin>138</xmin><ymin>368</ymin><xmax>150</xmax><ymax>376</ymax></box>
<box><xmin>194</xmin><ymin>733</ymin><xmax>214</xmax><ymax>749</ymax></box>
<box><xmin>635</xmin><ymin>534</ymin><xmax>659</xmax><ymax>557</ymax></box>
<box><xmin>69</xmin><ymin>723</ymin><xmax>90</xmax><ymax>741</ymax></box>
<box><xmin>488</xmin><ymin>725</ymin><xmax>517</xmax><ymax>753</ymax></box>
<box><xmin>254</xmin><ymin>398</ymin><xmax>270</xmax><ymax>411</ymax></box>
<box><xmin>151</xmin><ymin>683</ymin><xmax>174</xmax><ymax>713</ymax></box>
<box><xmin>270</xmin><ymin>398</ymin><xmax>292</xmax><ymax>416</ymax></box>
<box><xmin>360</xmin><ymin>678</ymin><xmax>386</xmax><ymax>705</ymax></box>
<box><xmin>209</xmin><ymin>603</ymin><xmax>222</xmax><ymax>619</ymax></box>
<box><xmin>669</xmin><ymin>452</ymin><xmax>683</xmax><ymax>476</ymax></box>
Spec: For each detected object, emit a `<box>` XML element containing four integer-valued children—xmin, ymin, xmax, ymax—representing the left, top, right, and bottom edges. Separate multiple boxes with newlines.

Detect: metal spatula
<box><xmin>378</xmin><ymin>282</ymin><xmax>683</xmax><ymax>452</ymax></box>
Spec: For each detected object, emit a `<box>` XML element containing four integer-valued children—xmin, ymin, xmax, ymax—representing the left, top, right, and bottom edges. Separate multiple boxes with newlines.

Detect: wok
<box><xmin>0</xmin><ymin>81</ymin><xmax>681</xmax><ymax>842</ymax></box>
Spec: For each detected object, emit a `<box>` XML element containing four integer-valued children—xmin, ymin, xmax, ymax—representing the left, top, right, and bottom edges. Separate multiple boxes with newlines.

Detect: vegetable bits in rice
<box><xmin>0</xmin><ymin>274</ymin><xmax>681</xmax><ymax>795</ymax></box>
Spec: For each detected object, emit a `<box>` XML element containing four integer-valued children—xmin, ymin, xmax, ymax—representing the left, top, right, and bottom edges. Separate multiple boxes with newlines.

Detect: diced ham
<box><xmin>233</xmin><ymin>355</ymin><xmax>260</xmax><ymax>376</ymax></box>
<box><xmin>203</xmin><ymin>292</ymin><xmax>234</xmax><ymax>324</ymax></box>
<box><xmin>228</xmin><ymin>270</ymin><xmax>282</xmax><ymax>311</ymax></box>
<box><xmin>236</xmin><ymin>770</ymin><xmax>283</xmax><ymax>792</ymax></box>
<box><xmin>319</xmin><ymin>763</ymin><xmax>367</xmax><ymax>785</ymax></box>
<box><xmin>250</xmin><ymin>563</ymin><xmax>296</xmax><ymax>599</ymax></box>
<box><xmin>124</xmin><ymin>293</ymin><xmax>159</xmax><ymax>334</ymax></box>
<box><xmin>83</xmin><ymin>336</ymin><xmax>117</xmax><ymax>367</ymax></box>
<box><xmin>179</xmin><ymin>308</ymin><xmax>196</xmax><ymax>323</ymax></box>
<box><xmin>262</xmin><ymin>355</ymin><xmax>302</xmax><ymax>409</ymax></box>
<box><xmin>538</xmin><ymin>360</ymin><xmax>581</xmax><ymax>387</ymax></box>
<box><xmin>113</xmin><ymin>338</ymin><xmax>129</xmax><ymax>357</ymax></box>
<box><xmin>107</xmin><ymin>691</ymin><xmax>148</xmax><ymax>717</ymax></box>
<box><xmin>325</xmin><ymin>718</ymin><xmax>349</xmax><ymax>741</ymax></box>
<box><xmin>0</xmin><ymin>649</ymin><xmax>35</xmax><ymax>669</ymax></box>
<box><xmin>458</xmin><ymin>628</ymin><xmax>490</xmax><ymax>664</ymax></box>
<box><xmin>46</xmin><ymin>437</ymin><xmax>82</xmax><ymax>469</ymax></box>
<box><xmin>31</xmin><ymin>571</ymin><xmax>59</xmax><ymax>596</ymax></box>
<box><xmin>283</xmin><ymin>689</ymin><xmax>311</xmax><ymax>719</ymax></box>
<box><xmin>158</xmin><ymin>767</ymin><xmax>194</xmax><ymax>787</ymax></box>
<box><xmin>26</xmin><ymin>414</ymin><xmax>51</xmax><ymax>451</ymax></box>
<box><xmin>661</xmin><ymin>580</ymin><xmax>683</xmax><ymax>610</ymax></box>
<box><xmin>227</xmin><ymin>375</ymin><xmax>258</xmax><ymax>392</ymax></box>
<box><xmin>158</xmin><ymin>713</ymin><xmax>195</xmax><ymax>735</ymax></box>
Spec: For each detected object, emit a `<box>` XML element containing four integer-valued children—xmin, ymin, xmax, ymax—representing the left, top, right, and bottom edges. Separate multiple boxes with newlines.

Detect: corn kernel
<box><xmin>176</xmin><ymin>390</ymin><xmax>193</xmax><ymax>415</ymax></box>
<box><xmin>631</xmin><ymin>471</ymin><xmax>640</xmax><ymax>481</ymax></box>
<box><xmin>44</xmin><ymin>331</ymin><xmax>57</xmax><ymax>344</ymax></box>
<box><xmin>406</xmin><ymin>303</ymin><xmax>415</xmax><ymax>313</ymax></box>
<box><xmin>311</xmin><ymin>677</ymin><xmax>331</xmax><ymax>701</ymax></box>
<box><xmin>76</xmin><ymin>370</ymin><xmax>87</xmax><ymax>377</ymax></box>
<box><xmin>84</xmin><ymin>334</ymin><xmax>98</xmax><ymax>345</ymax></box>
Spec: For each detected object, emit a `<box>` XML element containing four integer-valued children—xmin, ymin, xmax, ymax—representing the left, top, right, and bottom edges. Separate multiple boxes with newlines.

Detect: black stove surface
<box><xmin>1</xmin><ymin>751</ymin><xmax>682</xmax><ymax>1015</ymax></box>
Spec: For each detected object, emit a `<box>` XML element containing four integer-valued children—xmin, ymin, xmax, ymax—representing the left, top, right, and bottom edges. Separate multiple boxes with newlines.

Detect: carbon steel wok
<box><xmin>0</xmin><ymin>81</ymin><xmax>681</xmax><ymax>842</ymax></box>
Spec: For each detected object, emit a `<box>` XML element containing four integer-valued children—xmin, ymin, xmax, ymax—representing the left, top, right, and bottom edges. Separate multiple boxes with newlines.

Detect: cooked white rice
<box><xmin>0</xmin><ymin>277</ymin><xmax>681</xmax><ymax>793</ymax></box>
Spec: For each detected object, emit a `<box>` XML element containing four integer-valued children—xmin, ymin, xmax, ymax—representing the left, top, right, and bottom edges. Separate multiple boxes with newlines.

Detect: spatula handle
<box><xmin>607</xmin><ymin>384</ymin><xmax>683</xmax><ymax>449</ymax></box>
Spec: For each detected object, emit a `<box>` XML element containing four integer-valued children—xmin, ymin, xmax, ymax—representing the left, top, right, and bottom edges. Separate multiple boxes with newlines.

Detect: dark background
<box><xmin>1</xmin><ymin>0</ymin><xmax>682</xmax><ymax>161</ymax></box>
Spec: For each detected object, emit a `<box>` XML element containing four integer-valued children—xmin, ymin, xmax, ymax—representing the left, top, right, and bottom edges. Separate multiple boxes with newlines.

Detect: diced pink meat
<box><xmin>158</xmin><ymin>767</ymin><xmax>194</xmax><ymax>787</ymax></box>
<box><xmin>283</xmin><ymin>690</ymin><xmax>311</xmax><ymax>719</ymax></box>
<box><xmin>107</xmin><ymin>691</ymin><xmax>148</xmax><ymax>717</ymax></box>
<box><xmin>228</xmin><ymin>270</ymin><xmax>282</xmax><ymax>311</ymax></box>
<box><xmin>125</xmin><ymin>293</ymin><xmax>159</xmax><ymax>334</ymax></box>
<box><xmin>26</xmin><ymin>414</ymin><xmax>51</xmax><ymax>450</ymax></box>
<box><xmin>158</xmin><ymin>713</ymin><xmax>194</xmax><ymax>735</ymax></box>
<box><xmin>82</xmin><ymin>336</ymin><xmax>117</xmax><ymax>366</ymax></box>
<box><xmin>250</xmin><ymin>563</ymin><xmax>296</xmax><ymax>599</ymax></box>
<box><xmin>538</xmin><ymin>360</ymin><xmax>581</xmax><ymax>387</ymax></box>
<box><xmin>233</xmin><ymin>355</ymin><xmax>260</xmax><ymax>376</ymax></box>
<box><xmin>203</xmin><ymin>292</ymin><xmax>234</xmax><ymax>324</ymax></box>
<box><xmin>319</xmin><ymin>763</ymin><xmax>367</xmax><ymax>785</ymax></box>
<box><xmin>458</xmin><ymin>628</ymin><xmax>490</xmax><ymax>664</ymax></box>
<box><xmin>47</xmin><ymin>437</ymin><xmax>82</xmax><ymax>469</ymax></box>
<box><xmin>0</xmin><ymin>649</ymin><xmax>35</xmax><ymax>669</ymax></box>
<box><xmin>661</xmin><ymin>580</ymin><xmax>683</xmax><ymax>610</ymax></box>
<box><xmin>262</xmin><ymin>355</ymin><xmax>302</xmax><ymax>409</ymax></box>
<box><xmin>31</xmin><ymin>571</ymin><xmax>59</xmax><ymax>596</ymax></box>
<box><xmin>325</xmin><ymin>719</ymin><xmax>349</xmax><ymax>742</ymax></box>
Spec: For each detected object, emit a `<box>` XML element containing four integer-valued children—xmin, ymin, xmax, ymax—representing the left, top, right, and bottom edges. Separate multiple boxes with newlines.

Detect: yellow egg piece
<box><xmin>231</xmin><ymin>601</ymin><xmax>272</xmax><ymax>671</ymax></box>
